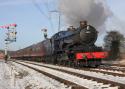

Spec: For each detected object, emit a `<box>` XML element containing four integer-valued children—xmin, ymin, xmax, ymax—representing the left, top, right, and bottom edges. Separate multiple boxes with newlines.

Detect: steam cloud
<box><xmin>58</xmin><ymin>0</ymin><xmax>112</xmax><ymax>29</ymax></box>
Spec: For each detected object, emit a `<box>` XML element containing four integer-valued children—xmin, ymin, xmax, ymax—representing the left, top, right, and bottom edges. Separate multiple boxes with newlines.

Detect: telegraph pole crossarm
<box><xmin>49</xmin><ymin>10</ymin><xmax>61</xmax><ymax>32</ymax></box>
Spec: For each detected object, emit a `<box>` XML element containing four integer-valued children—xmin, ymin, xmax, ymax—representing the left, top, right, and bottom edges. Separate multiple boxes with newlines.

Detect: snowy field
<box><xmin>0</xmin><ymin>60</ymin><xmax>70</xmax><ymax>89</ymax></box>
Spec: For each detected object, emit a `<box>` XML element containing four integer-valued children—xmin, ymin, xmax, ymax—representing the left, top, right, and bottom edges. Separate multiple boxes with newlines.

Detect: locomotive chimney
<box><xmin>80</xmin><ymin>21</ymin><xmax>87</xmax><ymax>29</ymax></box>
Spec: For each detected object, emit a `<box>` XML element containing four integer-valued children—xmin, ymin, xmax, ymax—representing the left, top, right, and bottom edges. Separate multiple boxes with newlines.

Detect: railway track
<box><xmin>90</xmin><ymin>67</ymin><xmax>125</xmax><ymax>76</ymax></box>
<box><xmin>13</xmin><ymin>61</ymin><xmax>86</xmax><ymax>89</ymax></box>
<box><xmin>101</xmin><ymin>63</ymin><xmax>125</xmax><ymax>72</ymax></box>
<box><xmin>13</xmin><ymin>60</ymin><xmax>125</xmax><ymax>89</ymax></box>
<box><xmin>19</xmin><ymin>60</ymin><xmax>125</xmax><ymax>77</ymax></box>
<box><xmin>85</xmin><ymin>68</ymin><xmax>125</xmax><ymax>77</ymax></box>
<box><xmin>14</xmin><ymin>60</ymin><xmax>125</xmax><ymax>76</ymax></box>
<box><xmin>108</xmin><ymin>64</ymin><xmax>125</xmax><ymax>68</ymax></box>
<box><xmin>91</xmin><ymin>64</ymin><xmax>125</xmax><ymax>76</ymax></box>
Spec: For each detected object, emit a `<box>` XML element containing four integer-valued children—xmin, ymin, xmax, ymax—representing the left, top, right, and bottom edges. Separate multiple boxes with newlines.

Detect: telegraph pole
<box><xmin>58</xmin><ymin>12</ymin><xmax>61</xmax><ymax>32</ymax></box>
<box><xmin>5</xmin><ymin>41</ymin><xmax>8</xmax><ymax>56</ymax></box>
<box><xmin>49</xmin><ymin>10</ymin><xmax>61</xmax><ymax>32</ymax></box>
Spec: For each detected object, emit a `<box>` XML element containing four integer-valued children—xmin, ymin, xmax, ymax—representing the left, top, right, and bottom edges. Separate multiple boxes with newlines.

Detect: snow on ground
<box><xmin>0</xmin><ymin>60</ymin><xmax>70</xmax><ymax>89</ymax></box>
<box><xmin>0</xmin><ymin>60</ymin><xmax>15</xmax><ymax>89</ymax></box>
<box><xmin>20</xmin><ymin>61</ymin><xmax>119</xmax><ymax>89</ymax></box>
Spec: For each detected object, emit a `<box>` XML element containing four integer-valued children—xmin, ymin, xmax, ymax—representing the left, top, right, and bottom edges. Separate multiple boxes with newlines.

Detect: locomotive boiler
<box><xmin>11</xmin><ymin>21</ymin><xmax>108</xmax><ymax>67</ymax></box>
<box><xmin>52</xmin><ymin>24</ymin><xmax>98</xmax><ymax>53</ymax></box>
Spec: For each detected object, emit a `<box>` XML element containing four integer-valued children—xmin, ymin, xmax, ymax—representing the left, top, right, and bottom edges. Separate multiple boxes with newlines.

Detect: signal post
<box><xmin>0</xmin><ymin>24</ymin><xmax>17</xmax><ymax>61</ymax></box>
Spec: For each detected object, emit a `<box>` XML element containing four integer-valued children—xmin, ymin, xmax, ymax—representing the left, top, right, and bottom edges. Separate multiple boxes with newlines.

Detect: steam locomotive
<box><xmin>11</xmin><ymin>21</ymin><xmax>107</xmax><ymax>67</ymax></box>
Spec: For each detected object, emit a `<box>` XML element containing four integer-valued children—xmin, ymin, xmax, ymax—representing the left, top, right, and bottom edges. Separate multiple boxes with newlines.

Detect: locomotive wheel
<box><xmin>58</xmin><ymin>60</ymin><xmax>62</xmax><ymax>65</ymax></box>
<box><xmin>53</xmin><ymin>55</ymin><xmax>58</xmax><ymax>64</ymax></box>
<box><xmin>73</xmin><ymin>60</ymin><xmax>79</xmax><ymax>68</ymax></box>
<box><xmin>68</xmin><ymin>60</ymin><xmax>74</xmax><ymax>67</ymax></box>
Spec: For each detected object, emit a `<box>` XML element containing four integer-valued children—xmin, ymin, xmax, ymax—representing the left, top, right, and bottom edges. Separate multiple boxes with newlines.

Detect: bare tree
<box><xmin>104</xmin><ymin>31</ymin><xmax>124</xmax><ymax>60</ymax></box>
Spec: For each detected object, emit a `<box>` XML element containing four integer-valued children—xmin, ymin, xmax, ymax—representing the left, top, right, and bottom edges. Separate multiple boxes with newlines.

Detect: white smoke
<box><xmin>58</xmin><ymin>0</ymin><xmax>112</xmax><ymax>30</ymax></box>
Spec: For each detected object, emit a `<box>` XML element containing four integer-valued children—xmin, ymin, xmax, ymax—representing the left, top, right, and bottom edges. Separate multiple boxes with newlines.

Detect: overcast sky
<box><xmin>0</xmin><ymin>0</ymin><xmax>125</xmax><ymax>51</ymax></box>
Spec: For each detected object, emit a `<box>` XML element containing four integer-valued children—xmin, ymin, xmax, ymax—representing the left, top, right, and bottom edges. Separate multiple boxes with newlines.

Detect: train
<box><xmin>11</xmin><ymin>21</ymin><xmax>108</xmax><ymax>67</ymax></box>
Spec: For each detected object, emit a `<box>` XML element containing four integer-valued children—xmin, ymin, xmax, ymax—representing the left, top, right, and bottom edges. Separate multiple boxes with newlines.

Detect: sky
<box><xmin>0</xmin><ymin>0</ymin><xmax>125</xmax><ymax>51</ymax></box>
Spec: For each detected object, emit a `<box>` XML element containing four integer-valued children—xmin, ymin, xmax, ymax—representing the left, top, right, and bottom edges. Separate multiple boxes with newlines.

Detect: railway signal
<box><xmin>41</xmin><ymin>28</ymin><xmax>48</xmax><ymax>39</ymax></box>
<box><xmin>0</xmin><ymin>24</ymin><xmax>17</xmax><ymax>29</ymax></box>
<box><xmin>0</xmin><ymin>23</ymin><xmax>17</xmax><ymax>60</ymax></box>
<box><xmin>5</xmin><ymin>24</ymin><xmax>17</xmax><ymax>42</ymax></box>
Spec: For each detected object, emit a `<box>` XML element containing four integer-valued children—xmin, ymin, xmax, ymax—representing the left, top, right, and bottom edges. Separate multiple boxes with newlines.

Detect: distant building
<box><xmin>0</xmin><ymin>52</ymin><xmax>4</xmax><ymax>59</ymax></box>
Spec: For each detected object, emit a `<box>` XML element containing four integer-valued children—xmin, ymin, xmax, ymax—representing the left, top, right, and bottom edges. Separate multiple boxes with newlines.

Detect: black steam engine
<box><xmin>11</xmin><ymin>21</ymin><xmax>107</xmax><ymax>67</ymax></box>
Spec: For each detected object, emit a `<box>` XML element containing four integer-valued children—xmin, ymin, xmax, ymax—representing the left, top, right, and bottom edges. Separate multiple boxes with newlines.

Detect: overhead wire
<box><xmin>31</xmin><ymin>0</ymin><xmax>49</xmax><ymax>19</ymax></box>
<box><xmin>31</xmin><ymin>0</ymin><xmax>54</xmax><ymax>31</ymax></box>
<box><xmin>44</xmin><ymin>0</ymin><xmax>61</xmax><ymax>32</ymax></box>
<box><xmin>43</xmin><ymin>0</ymin><xmax>55</xmax><ymax>32</ymax></box>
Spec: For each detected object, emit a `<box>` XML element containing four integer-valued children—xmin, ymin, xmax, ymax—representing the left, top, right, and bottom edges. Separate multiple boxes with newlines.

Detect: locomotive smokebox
<box><xmin>80</xmin><ymin>25</ymin><xmax>98</xmax><ymax>45</ymax></box>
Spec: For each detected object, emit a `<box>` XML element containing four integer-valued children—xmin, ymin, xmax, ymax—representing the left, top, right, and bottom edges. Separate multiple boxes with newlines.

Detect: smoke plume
<box><xmin>58</xmin><ymin>0</ymin><xmax>112</xmax><ymax>29</ymax></box>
